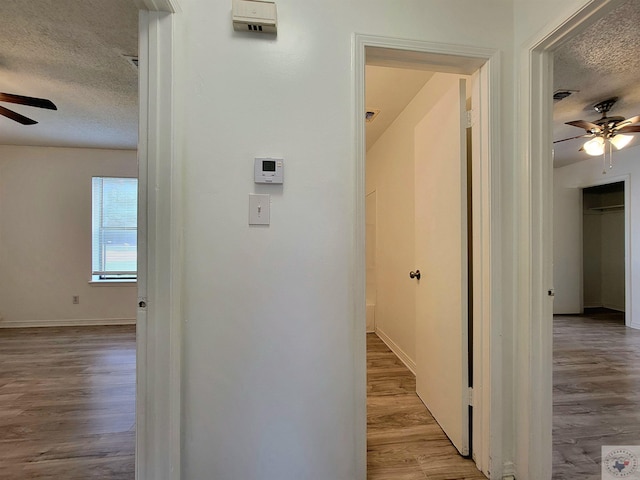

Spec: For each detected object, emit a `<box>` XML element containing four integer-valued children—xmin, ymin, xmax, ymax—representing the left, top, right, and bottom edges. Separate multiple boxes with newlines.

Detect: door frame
<box><xmin>517</xmin><ymin>1</ymin><xmax>626</xmax><ymax>478</ymax></box>
<box><xmin>579</xmin><ymin>175</ymin><xmax>631</xmax><ymax>324</ymax></box>
<box><xmin>134</xmin><ymin>0</ymin><xmax>182</xmax><ymax>479</ymax></box>
<box><xmin>353</xmin><ymin>34</ymin><xmax>501</xmax><ymax>478</ymax></box>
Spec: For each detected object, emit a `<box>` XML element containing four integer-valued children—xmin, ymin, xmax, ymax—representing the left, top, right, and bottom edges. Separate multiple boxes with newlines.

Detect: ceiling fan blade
<box><xmin>566</xmin><ymin>119</ymin><xmax>601</xmax><ymax>131</ymax></box>
<box><xmin>553</xmin><ymin>133</ymin><xmax>591</xmax><ymax>144</ymax></box>
<box><xmin>0</xmin><ymin>105</ymin><xmax>38</xmax><ymax>125</ymax></box>
<box><xmin>0</xmin><ymin>92</ymin><xmax>57</xmax><ymax>110</ymax></box>
<box><xmin>615</xmin><ymin>115</ymin><xmax>640</xmax><ymax>128</ymax></box>
<box><xmin>616</xmin><ymin>125</ymin><xmax>640</xmax><ymax>134</ymax></box>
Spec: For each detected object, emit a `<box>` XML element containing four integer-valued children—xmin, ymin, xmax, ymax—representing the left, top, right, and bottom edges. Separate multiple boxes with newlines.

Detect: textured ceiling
<box><xmin>0</xmin><ymin>0</ymin><xmax>138</xmax><ymax>149</ymax></box>
<box><xmin>1</xmin><ymin>1</ymin><xmax>638</xmax><ymax>156</ymax></box>
<box><xmin>553</xmin><ymin>0</ymin><xmax>640</xmax><ymax>167</ymax></box>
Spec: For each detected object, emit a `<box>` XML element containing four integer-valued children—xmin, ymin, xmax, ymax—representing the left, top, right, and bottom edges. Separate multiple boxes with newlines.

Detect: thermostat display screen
<box><xmin>254</xmin><ymin>157</ymin><xmax>284</xmax><ymax>184</ymax></box>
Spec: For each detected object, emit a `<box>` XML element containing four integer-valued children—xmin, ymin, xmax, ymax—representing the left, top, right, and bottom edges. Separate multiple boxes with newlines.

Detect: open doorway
<box><xmin>552</xmin><ymin>178</ymin><xmax>637</xmax><ymax>478</ymax></box>
<box><xmin>357</xmin><ymin>39</ymin><xmax>496</xmax><ymax>478</ymax></box>
<box><xmin>0</xmin><ymin>0</ymin><xmax>166</xmax><ymax>476</ymax></box>
<box><xmin>0</xmin><ymin>1</ymin><xmax>179</xmax><ymax>476</ymax></box>
<box><xmin>524</xmin><ymin>0</ymin><xmax>640</xmax><ymax>477</ymax></box>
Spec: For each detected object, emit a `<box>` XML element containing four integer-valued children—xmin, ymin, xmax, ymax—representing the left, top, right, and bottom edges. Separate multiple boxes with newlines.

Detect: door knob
<box><xmin>409</xmin><ymin>270</ymin><xmax>421</xmax><ymax>280</ymax></box>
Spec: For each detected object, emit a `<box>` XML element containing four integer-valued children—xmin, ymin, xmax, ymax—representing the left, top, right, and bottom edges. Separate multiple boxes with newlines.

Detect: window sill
<box><xmin>89</xmin><ymin>280</ymin><xmax>137</xmax><ymax>287</ymax></box>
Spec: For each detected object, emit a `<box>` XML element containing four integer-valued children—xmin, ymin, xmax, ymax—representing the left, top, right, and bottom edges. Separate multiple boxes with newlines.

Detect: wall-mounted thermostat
<box><xmin>254</xmin><ymin>157</ymin><xmax>283</xmax><ymax>184</ymax></box>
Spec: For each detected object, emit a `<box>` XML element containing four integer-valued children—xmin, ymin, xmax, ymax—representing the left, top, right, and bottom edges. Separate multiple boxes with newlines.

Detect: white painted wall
<box><xmin>0</xmin><ymin>145</ymin><xmax>137</xmax><ymax>326</ymax></box>
<box><xmin>554</xmin><ymin>178</ymin><xmax>584</xmax><ymax>314</ymax></box>
<box><xmin>554</xmin><ymin>145</ymin><xmax>639</xmax><ymax>325</ymax></box>
<box><xmin>365</xmin><ymin>191</ymin><xmax>376</xmax><ymax>332</ymax></box>
<box><xmin>514</xmin><ymin>0</ymin><xmax>593</xmax><ymax>45</ymax></box>
<box><xmin>601</xmin><ymin>210</ymin><xmax>625</xmax><ymax>310</ymax></box>
<box><xmin>174</xmin><ymin>1</ymin><xmax>515</xmax><ymax>478</ymax></box>
<box><xmin>513</xmin><ymin>3</ymin><xmax>595</xmax><ymax>478</ymax></box>
<box><xmin>365</xmin><ymin>191</ymin><xmax>377</xmax><ymax>305</ymax></box>
<box><xmin>582</xmin><ymin>210</ymin><xmax>602</xmax><ymax>307</ymax></box>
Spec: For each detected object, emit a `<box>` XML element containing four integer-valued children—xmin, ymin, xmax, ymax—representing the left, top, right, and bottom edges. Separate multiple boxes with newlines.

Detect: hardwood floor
<box><xmin>0</xmin><ymin>326</ymin><xmax>136</xmax><ymax>480</ymax></box>
<box><xmin>7</xmin><ymin>318</ymin><xmax>632</xmax><ymax>479</ymax></box>
<box><xmin>554</xmin><ymin>309</ymin><xmax>640</xmax><ymax>479</ymax></box>
<box><xmin>367</xmin><ymin>333</ymin><xmax>486</xmax><ymax>480</ymax></box>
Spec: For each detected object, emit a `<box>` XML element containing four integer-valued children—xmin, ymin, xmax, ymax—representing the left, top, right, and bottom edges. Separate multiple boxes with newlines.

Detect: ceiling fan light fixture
<box><xmin>610</xmin><ymin>134</ymin><xmax>633</xmax><ymax>150</ymax></box>
<box><xmin>584</xmin><ymin>136</ymin><xmax>605</xmax><ymax>156</ymax></box>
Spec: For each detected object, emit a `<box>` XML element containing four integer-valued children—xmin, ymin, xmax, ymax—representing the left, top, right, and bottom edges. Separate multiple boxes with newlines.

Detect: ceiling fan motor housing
<box><xmin>591</xmin><ymin>98</ymin><xmax>624</xmax><ymax>130</ymax></box>
<box><xmin>593</xmin><ymin>98</ymin><xmax>617</xmax><ymax>115</ymax></box>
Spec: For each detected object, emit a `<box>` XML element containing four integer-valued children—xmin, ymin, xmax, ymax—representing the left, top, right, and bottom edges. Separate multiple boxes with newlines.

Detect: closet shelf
<box><xmin>588</xmin><ymin>204</ymin><xmax>624</xmax><ymax>211</ymax></box>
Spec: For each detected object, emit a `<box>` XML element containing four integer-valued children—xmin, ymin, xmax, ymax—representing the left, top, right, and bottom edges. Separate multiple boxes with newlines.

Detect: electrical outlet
<box><xmin>73</xmin><ymin>296</ymin><xmax>80</xmax><ymax>304</ymax></box>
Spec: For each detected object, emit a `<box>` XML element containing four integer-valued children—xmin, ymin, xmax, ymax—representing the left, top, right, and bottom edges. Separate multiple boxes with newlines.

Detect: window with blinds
<box><xmin>92</xmin><ymin>177</ymin><xmax>138</xmax><ymax>281</ymax></box>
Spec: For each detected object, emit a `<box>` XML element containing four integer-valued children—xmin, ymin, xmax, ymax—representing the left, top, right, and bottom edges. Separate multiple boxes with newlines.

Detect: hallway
<box><xmin>367</xmin><ymin>333</ymin><xmax>486</xmax><ymax>479</ymax></box>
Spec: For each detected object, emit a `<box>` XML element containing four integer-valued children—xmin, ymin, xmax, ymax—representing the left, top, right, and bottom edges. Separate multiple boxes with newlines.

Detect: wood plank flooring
<box><xmin>6</xmin><ymin>317</ymin><xmax>631</xmax><ymax>479</ymax></box>
<box><xmin>554</xmin><ymin>309</ymin><xmax>640</xmax><ymax>480</ymax></box>
<box><xmin>0</xmin><ymin>326</ymin><xmax>136</xmax><ymax>480</ymax></box>
<box><xmin>367</xmin><ymin>333</ymin><xmax>486</xmax><ymax>480</ymax></box>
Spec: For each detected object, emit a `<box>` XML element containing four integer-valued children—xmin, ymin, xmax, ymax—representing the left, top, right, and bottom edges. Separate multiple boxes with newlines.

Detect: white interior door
<box><xmin>414</xmin><ymin>77</ymin><xmax>469</xmax><ymax>456</ymax></box>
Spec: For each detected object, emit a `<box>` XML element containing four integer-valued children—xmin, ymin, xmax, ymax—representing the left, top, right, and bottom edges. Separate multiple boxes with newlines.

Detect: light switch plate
<box><xmin>249</xmin><ymin>193</ymin><xmax>270</xmax><ymax>225</ymax></box>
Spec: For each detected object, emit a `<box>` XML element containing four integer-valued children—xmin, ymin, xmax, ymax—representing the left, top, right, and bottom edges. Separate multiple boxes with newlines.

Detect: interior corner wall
<box><xmin>554</xmin><ymin>146</ymin><xmax>639</xmax><ymax>324</ymax></box>
<box><xmin>0</xmin><ymin>145</ymin><xmax>137</xmax><ymax>326</ymax></box>
<box><xmin>366</xmin><ymin>72</ymin><xmax>464</xmax><ymax>368</ymax></box>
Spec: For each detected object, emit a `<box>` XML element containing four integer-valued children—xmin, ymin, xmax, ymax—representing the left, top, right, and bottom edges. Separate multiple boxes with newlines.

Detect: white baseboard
<box><xmin>0</xmin><ymin>318</ymin><xmax>136</xmax><ymax>328</ymax></box>
<box><xmin>366</xmin><ymin>303</ymin><xmax>375</xmax><ymax>333</ymax></box>
<box><xmin>374</xmin><ymin>327</ymin><xmax>416</xmax><ymax>375</ymax></box>
<box><xmin>553</xmin><ymin>307</ymin><xmax>581</xmax><ymax>315</ymax></box>
<box><xmin>502</xmin><ymin>461</ymin><xmax>516</xmax><ymax>479</ymax></box>
<box><xmin>603</xmin><ymin>303</ymin><xmax>624</xmax><ymax>312</ymax></box>
<box><xmin>583</xmin><ymin>303</ymin><xmax>602</xmax><ymax>309</ymax></box>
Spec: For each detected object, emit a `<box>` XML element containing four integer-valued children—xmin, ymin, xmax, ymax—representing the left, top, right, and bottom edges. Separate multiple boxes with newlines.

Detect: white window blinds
<box><xmin>92</xmin><ymin>177</ymin><xmax>138</xmax><ymax>278</ymax></box>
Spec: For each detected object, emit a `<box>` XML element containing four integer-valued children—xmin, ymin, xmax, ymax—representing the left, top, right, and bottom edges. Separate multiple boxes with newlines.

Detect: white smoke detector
<box><xmin>232</xmin><ymin>0</ymin><xmax>277</xmax><ymax>34</ymax></box>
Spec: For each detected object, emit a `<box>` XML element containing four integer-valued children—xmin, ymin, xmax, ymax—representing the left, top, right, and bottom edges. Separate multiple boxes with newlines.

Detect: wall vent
<box><xmin>553</xmin><ymin>89</ymin><xmax>578</xmax><ymax>101</ymax></box>
<box><xmin>122</xmin><ymin>54</ymin><xmax>139</xmax><ymax>69</ymax></box>
<box><xmin>232</xmin><ymin>0</ymin><xmax>277</xmax><ymax>34</ymax></box>
<box><xmin>365</xmin><ymin>109</ymin><xmax>380</xmax><ymax>123</ymax></box>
